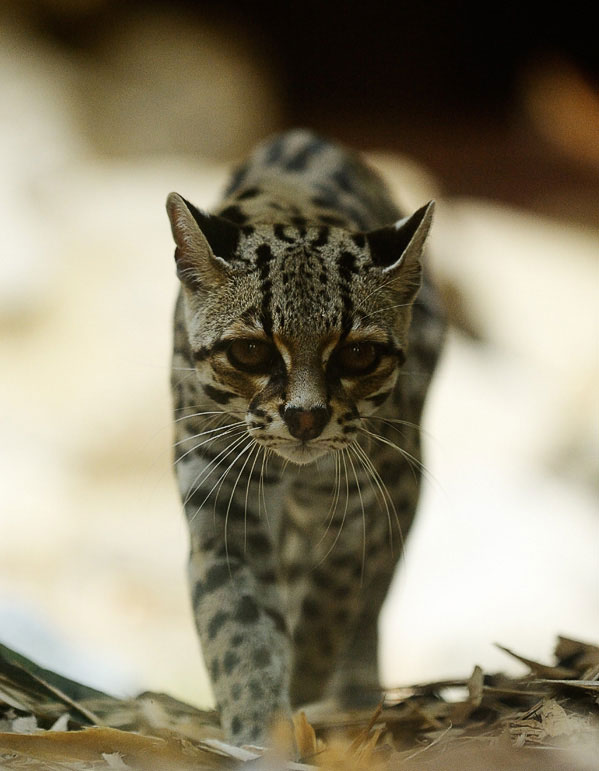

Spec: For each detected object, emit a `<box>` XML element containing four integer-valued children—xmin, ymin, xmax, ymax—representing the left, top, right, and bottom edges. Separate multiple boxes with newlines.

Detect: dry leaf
<box><xmin>495</xmin><ymin>643</ymin><xmax>577</xmax><ymax>678</ymax></box>
<box><xmin>450</xmin><ymin>665</ymin><xmax>484</xmax><ymax>723</ymax></box>
<box><xmin>555</xmin><ymin>636</ymin><xmax>599</xmax><ymax>672</ymax></box>
<box><xmin>0</xmin><ymin>726</ymin><xmax>224</xmax><ymax>770</ymax></box>
<box><xmin>1</xmin><ymin>637</ymin><xmax>598</xmax><ymax>769</ymax></box>
<box><xmin>293</xmin><ymin>711</ymin><xmax>318</xmax><ymax>760</ymax></box>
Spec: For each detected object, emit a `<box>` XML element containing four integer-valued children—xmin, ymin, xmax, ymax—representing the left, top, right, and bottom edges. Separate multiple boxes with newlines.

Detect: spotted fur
<box><xmin>166</xmin><ymin>130</ymin><xmax>445</xmax><ymax>747</ymax></box>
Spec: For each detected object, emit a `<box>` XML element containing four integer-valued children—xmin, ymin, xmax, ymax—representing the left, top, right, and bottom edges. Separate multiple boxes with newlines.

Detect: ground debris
<box><xmin>1</xmin><ymin>637</ymin><xmax>598</xmax><ymax>770</ymax></box>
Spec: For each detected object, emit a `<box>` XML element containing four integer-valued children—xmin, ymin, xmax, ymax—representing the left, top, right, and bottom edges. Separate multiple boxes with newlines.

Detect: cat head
<box><xmin>167</xmin><ymin>192</ymin><xmax>434</xmax><ymax>464</ymax></box>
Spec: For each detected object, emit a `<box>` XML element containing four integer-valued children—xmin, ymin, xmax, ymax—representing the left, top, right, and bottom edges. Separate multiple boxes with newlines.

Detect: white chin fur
<box><xmin>272</xmin><ymin>443</ymin><xmax>328</xmax><ymax>465</ymax></box>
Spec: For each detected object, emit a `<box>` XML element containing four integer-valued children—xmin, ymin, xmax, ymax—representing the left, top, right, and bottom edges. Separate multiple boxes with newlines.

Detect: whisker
<box><xmin>182</xmin><ymin>431</ymin><xmax>247</xmax><ymax>509</ymax></box>
<box><xmin>170</xmin><ymin>370</ymin><xmax>200</xmax><ymax>388</ymax></box>
<box><xmin>358</xmin><ymin>427</ymin><xmax>438</xmax><ymax>489</ymax></box>
<box><xmin>318</xmin><ymin>449</ymin><xmax>350</xmax><ymax>566</ymax></box>
<box><xmin>222</xmin><ymin>439</ymin><xmax>258</xmax><ymax>570</ymax></box>
<box><xmin>366</xmin><ymin>416</ymin><xmax>411</xmax><ymax>448</ymax></box>
<box><xmin>186</xmin><ymin>433</ymin><xmax>251</xmax><ymax>524</ymax></box>
<box><xmin>359</xmin><ymin>300</ymin><xmax>413</xmax><ymax>321</ymax></box>
<box><xmin>362</xmin><ymin>414</ymin><xmax>422</xmax><ymax>432</ymax></box>
<box><xmin>173</xmin><ymin>421</ymin><xmax>245</xmax><ymax>446</ymax></box>
<box><xmin>175</xmin><ymin>426</ymin><xmax>246</xmax><ymax>468</ymax></box>
<box><xmin>259</xmin><ymin>448</ymin><xmax>272</xmax><ymax>532</ymax></box>
<box><xmin>214</xmin><ymin>438</ymin><xmax>255</xmax><ymax>518</ymax></box>
<box><xmin>350</xmin><ymin>442</ymin><xmax>401</xmax><ymax>557</ymax></box>
<box><xmin>174</xmin><ymin>403</ymin><xmax>245</xmax><ymax>421</ymax></box>
<box><xmin>316</xmin><ymin>451</ymin><xmax>342</xmax><ymax>548</ymax></box>
<box><xmin>349</xmin><ymin>443</ymin><xmax>382</xmax><ymax>533</ymax></box>
<box><xmin>174</xmin><ymin>410</ymin><xmax>229</xmax><ymax>423</ymax></box>
<box><xmin>359</xmin><ymin>427</ymin><xmax>422</xmax><ymax>482</ymax></box>
<box><xmin>362</xmin><ymin>414</ymin><xmax>437</xmax><ymax>444</ymax></box>
<box><xmin>181</xmin><ymin>434</ymin><xmax>247</xmax><ymax>513</ymax></box>
<box><xmin>345</xmin><ymin>448</ymin><xmax>366</xmax><ymax>586</ymax></box>
<box><xmin>172</xmin><ymin>399</ymin><xmax>220</xmax><ymax>413</ymax></box>
<box><xmin>244</xmin><ymin>442</ymin><xmax>263</xmax><ymax>551</ymax></box>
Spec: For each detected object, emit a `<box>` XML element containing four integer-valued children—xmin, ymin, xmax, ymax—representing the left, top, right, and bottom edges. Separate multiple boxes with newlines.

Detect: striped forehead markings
<box><xmin>337</xmin><ymin>250</ymin><xmax>359</xmax><ymax>333</ymax></box>
<box><xmin>254</xmin><ymin>243</ymin><xmax>274</xmax><ymax>336</ymax></box>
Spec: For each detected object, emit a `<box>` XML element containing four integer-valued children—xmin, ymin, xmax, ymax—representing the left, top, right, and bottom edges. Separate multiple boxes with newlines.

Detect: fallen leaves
<box><xmin>0</xmin><ymin>636</ymin><xmax>598</xmax><ymax>769</ymax></box>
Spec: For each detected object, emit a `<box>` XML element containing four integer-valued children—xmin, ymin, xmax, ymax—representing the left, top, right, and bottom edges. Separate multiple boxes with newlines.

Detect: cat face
<box><xmin>167</xmin><ymin>194</ymin><xmax>433</xmax><ymax>464</ymax></box>
<box><xmin>188</xmin><ymin>315</ymin><xmax>403</xmax><ymax>465</ymax></box>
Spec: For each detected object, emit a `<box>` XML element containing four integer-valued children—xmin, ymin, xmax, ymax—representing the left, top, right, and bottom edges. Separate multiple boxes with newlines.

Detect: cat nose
<box><xmin>283</xmin><ymin>405</ymin><xmax>330</xmax><ymax>441</ymax></box>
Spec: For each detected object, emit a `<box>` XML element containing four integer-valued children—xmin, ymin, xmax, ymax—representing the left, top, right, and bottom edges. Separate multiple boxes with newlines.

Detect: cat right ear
<box><xmin>166</xmin><ymin>193</ymin><xmax>240</xmax><ymax>288</ymax></box>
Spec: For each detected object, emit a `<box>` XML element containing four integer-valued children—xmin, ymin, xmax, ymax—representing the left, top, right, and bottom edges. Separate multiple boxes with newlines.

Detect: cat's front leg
<box><xmin>188</xmin><ymin>533</ymin><xmax>292</xmax><ymax>747</ymax></box>
<box><xmin>281</xmin><ymin>482</ymin><xmax>389</xmax><ymax>709</ymax></box>
<box><xmin>324</xmin><ymin>562</ymin><xmax>396</xmax><ymax>707</ymax></box>
<box><xmin>284</xmin><ymin>456</ymin><xmax>418</xmax><ymax>711</ymax></box>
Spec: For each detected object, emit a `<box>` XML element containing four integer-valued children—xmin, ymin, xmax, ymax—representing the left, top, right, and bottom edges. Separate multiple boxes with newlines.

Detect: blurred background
<box><xmin>1</xmin><ymin>0</ymin><xmax>597</xmax><ymax>708</ymax></box>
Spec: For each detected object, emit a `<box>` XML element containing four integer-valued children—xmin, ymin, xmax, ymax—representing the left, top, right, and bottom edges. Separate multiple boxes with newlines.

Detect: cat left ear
<box><xmin>365</xmin><ymin>200</ymin><xmax>435</xmax><ymax>297</ymax></box>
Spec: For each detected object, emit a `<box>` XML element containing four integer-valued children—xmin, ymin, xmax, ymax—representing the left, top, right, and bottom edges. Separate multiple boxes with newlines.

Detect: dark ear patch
<box><xmin>166</xmin><ymin>193</ymin><xmax>234</xmax><ymax>289</ymax></box>
<box><xmin>364</xmin><ymin>201</ymin><xmax>434</xmax><ymax>301</ymax></box>
<box><xmin>182</xmin><ymin>197</ymin><xmax>241</xmax><ymax>261</ymax></box>
<box><xmin>366</xmin><ymin>225</ymin><xmax>400</xmax><ymax>268</ymax></box>
<box><xmin>366</xmin><ymin>202</ymin><xmax>432</xmax><ymax>269</ymax></box>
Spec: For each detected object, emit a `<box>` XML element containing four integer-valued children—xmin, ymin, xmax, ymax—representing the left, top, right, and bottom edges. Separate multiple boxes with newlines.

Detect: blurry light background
<box><xmin>1</xmin><ymin>0</ymin><xmax>597</xmax><ymax>708</ymax></box>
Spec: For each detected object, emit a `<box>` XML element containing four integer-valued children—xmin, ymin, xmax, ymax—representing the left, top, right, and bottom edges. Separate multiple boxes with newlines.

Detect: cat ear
<box><xmin>366</xmin><ymin>200</ymin><xmax>435</xmax><ymax>298</ymax></box>
<box><xmin>166</xmin><ymin>192</ymin><xmax>240</xmax><ymax>288</ymax></box>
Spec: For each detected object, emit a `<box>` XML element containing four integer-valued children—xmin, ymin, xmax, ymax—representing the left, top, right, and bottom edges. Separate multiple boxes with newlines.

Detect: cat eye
<box><xmin>334</xmin><ymin>341</ymin><xmax>380</xmax><ymax>376</ymax></box>
<box><xmin>227</xmin><ymin>339</ymin><xmax>276</xmax><ymax>373</ymax></box>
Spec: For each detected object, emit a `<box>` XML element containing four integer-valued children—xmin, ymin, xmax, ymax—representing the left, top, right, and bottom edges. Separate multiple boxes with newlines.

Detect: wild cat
<box><xmin>166</xmin><ymin>130</ymin><xmax>444</xmax><ymax>747</ymax></box>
